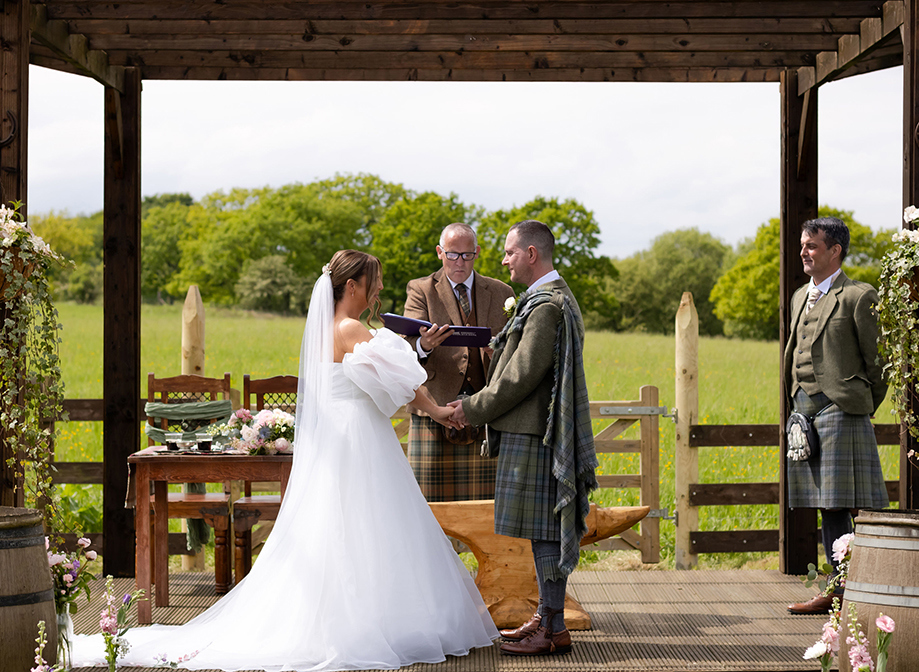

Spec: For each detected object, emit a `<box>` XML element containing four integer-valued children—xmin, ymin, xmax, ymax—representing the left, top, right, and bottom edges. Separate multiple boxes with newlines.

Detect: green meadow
<box><xmin>52</xmin><ymin>301</ymin><xmax>901</xmax><ymax>570</ymax></box>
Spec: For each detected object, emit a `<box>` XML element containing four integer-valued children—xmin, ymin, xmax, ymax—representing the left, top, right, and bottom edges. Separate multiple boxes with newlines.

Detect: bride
<box><xmin>73</xmin><ymin>250</ymin><xmax>498</xmax><ymax>670</ymax></box>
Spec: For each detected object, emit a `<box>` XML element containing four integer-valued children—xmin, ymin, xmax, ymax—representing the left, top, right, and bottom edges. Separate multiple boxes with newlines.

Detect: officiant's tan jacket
<box><xmin>404</xmin><ymin>268</ymin><xmax>514</xmax><ymax>412</ymax></box>
<box><xmin>783</xmin><ymin>270</ymin><xmax>887</xmax><ymax>416</ymax></box>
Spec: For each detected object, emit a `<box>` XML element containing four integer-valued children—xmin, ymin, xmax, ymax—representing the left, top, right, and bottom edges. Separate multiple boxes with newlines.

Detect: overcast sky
<box><xmin>28</xmin><ymin>64</ymin><xmax>903</xmax><ymax>260</ymax></box>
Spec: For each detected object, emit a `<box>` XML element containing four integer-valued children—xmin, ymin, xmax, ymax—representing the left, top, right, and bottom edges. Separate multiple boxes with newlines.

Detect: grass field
<box><xmin>51</xmin><ymin>301</ymin><xmax>902</xmax><ymax>570</ymax></box>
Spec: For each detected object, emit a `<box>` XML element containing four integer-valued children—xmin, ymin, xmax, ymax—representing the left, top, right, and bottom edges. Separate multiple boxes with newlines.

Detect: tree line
<box><xmin>31</xmin><ymin>173</ymin><xmax>895</xmax><ymax>340</ymax></box>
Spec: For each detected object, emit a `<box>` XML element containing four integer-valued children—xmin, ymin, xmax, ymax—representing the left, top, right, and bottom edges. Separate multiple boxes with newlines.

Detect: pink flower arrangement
<box><xmin>48</xmin><ymin>536</ymin><xmax>97</xmax><ymax>615</ymax></box>
<box><xmin>100</xmin><ymin>575</ymin><xmax>144</xmax><ymax>672</ymax></box>
<box><xmin>31</xmin><ymin>621</ymin><xmax>61</xmax><ymax>672</ymax></box>
<box><xmin>210</xmin><ymin>408</ymin><xmax>295</xmax><ymax>455</ymax></box>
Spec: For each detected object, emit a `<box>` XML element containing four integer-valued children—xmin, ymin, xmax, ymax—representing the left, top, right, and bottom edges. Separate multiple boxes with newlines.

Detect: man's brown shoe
<box><xmin>499</xmin><ymin>612</ymin><xmax>541</xmax><ymax>641</ymax></box>
<box><xmin>787</xmin><ymin>593</ymin><xmax>839</xmax><ymax>615</ymax></box>
<box><xmin>499</xmin><ymin>627</ymin><xmax>572</xmax><ymax>656</ymax></box>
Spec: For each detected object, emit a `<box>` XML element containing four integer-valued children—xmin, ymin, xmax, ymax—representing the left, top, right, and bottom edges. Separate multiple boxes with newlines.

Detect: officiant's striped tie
<box><xmin>457</xmin><ymin>283</ymin><xmax>471</xmax><ymax>316</ymax></box>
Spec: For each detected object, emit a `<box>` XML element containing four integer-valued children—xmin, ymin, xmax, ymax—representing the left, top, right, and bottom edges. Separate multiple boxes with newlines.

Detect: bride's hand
<box><xmin>430</xmin><ymin>405</ymin><xmax>462</xmax><ymax>430</ymax></box>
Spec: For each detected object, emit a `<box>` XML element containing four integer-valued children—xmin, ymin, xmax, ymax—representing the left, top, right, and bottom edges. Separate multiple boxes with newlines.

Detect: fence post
<box><xmin>181</xmin><ymin>285</ymin><xmax>207</xmax><ymax>571</ymax></box>
<box><xmin>639</xmin><ymin>385</ymin><xmax>661</xmax><ymax>563</ymax></box>
<box><xmin>674</xmin><ymin>292</ymin><xmax>699</xmax><ymax>570</ymax></box>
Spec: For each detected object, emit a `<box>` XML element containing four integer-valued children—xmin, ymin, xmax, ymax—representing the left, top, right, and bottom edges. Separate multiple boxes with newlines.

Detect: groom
<box><xmin>449</xmin><ymin>219</ymin><xmax>598</xmax><ymax>657</ymax></box>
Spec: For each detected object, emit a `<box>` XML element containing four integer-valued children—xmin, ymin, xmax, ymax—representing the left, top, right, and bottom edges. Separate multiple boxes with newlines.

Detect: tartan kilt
<box><xmin>787</xmin><ymin>389</ymin><xmax>890</xmax><ymax>509</ymax></box>
<box><xmin>493</xmin><ymin>430</ymin><xmax>560</xmax><ymax>542</ymax></box>
<box><xmin>407</xmin><ymin>415</ymin><xmax>497</xmax><ymax>502</ymax></box>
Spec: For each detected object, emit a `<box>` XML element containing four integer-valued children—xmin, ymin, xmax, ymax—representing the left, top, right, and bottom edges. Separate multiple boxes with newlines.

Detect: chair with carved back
<box><xmin>145</xmin><ymin>372</ymin><xmax>234</xmax><ymax>594</ymax></box>
<box><xmin>232</xmin><ymin>374</ymin><xmax>298</xmax><ymax>583</ymax></box>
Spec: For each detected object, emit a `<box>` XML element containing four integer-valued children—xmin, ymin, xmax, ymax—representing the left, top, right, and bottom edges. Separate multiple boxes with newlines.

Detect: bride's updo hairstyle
<box><xmin>327</xmin><ymin>249</ymin><xmax>383</xmax><ymax>324</ymax></box>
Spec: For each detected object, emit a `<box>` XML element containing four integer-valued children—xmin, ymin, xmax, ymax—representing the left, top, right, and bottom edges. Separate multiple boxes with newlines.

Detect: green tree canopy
<box><xmin>711</xmin><ymin>206</ymin><xmax>895</xmax><ymax>340</ymax></box>
<box><xmin>475</xmin><ymin>196</ymin><xmax>619</xmax><ymax>328</ymax></box>
<box><xmin>614</xmin><ymin>228</ymin><xmax>731</xmax><ymax>336</ymax></box>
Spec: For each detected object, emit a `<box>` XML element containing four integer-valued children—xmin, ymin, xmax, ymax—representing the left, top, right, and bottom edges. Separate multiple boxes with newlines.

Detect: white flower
<box><xmin>240</xmin><ymin>425</ymin><xmax>259</xmax><ymax>443</ymax></box>
<box><xmin>803</xmin><ymin>640</ymin><xmax>828</xmax><ymax>659</ymax></box>
<box><xmin>905</xmin><ymin>205</ymin><xmax>919</xmax><ymax>224</ymax></box>
<box><xmin>274</xmin><ymin>438</ymin><xmax>291</xmax><ymax>453</ymax></box>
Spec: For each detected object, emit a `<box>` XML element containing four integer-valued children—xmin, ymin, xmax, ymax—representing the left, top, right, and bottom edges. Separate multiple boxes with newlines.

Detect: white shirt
<box><xmin>529</xmin><ymin>269</ymin><xmax>561</xmax><ymax>291</ymax></box>
<box><xmin>807</xmin><ymin>268</ymin><xmax>842</xmax><ymax>307</ymax></box>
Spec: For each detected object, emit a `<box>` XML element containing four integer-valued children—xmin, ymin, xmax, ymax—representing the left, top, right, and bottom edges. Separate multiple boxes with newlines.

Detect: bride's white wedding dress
<box><xmin>72</xmin><ymin>327</ymin><xmax>498</xmax><ymax>671</ymax></box>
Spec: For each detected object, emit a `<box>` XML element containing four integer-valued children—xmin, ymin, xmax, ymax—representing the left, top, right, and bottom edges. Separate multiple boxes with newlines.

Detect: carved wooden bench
<box><xmin>428</xmin><ymin>500</ymin><xmax>649</xmax><ymax>630</ymax></box>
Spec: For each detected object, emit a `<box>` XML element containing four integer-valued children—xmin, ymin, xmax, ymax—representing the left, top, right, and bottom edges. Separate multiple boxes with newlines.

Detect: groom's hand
<box><xmin>419</xmin><ymin>323</ymin><xmax>453</xmax><ymax>351</ymax></box>
<box><xmin>447</xmin><ymin>399</ymin><xmax>468</xmax><ymax>427</ymax></box>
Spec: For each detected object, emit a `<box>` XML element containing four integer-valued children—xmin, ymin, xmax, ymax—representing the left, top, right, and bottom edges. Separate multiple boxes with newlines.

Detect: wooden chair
<box><xmin>145</xmin><ymin>372</ymin><xmax>233</xmax><ymax>595</ymax></box>
<box><xmin>233</xmin><ymin>374</ymin><xmax>297</xmax><ymax>583</ymax></box>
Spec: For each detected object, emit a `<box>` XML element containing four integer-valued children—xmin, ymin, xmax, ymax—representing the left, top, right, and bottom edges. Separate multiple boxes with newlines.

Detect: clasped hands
<box><xmin>430</xmin><ymin>400</ymin><xmax>470</xmax><ymax>431</ymax></box>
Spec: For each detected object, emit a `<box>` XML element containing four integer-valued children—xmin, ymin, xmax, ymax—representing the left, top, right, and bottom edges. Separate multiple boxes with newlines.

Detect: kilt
<box><xmin>493</xmin><ymin>430</ymin><xmax>560</xmax><ymax>542</ymax></box>
<box><xmin>408</xmin><ymin>415</ymin><xmax>496</xmax><ymax>502</ymax></box>
<box><xmin>787</xmin><ymin>389</ymin><xmax>890</xmax><ymax>509</ymax></box>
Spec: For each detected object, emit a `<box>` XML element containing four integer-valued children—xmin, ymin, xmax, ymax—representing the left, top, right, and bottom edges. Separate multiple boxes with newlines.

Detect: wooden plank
<box><xmin>861</xmin><ymin>16</ymin><xmax>884</xmax><ymax>47</ymax></box>
<box><xmin>797</xmin><ymin>65</ymin><xmax>816</xmax><ymax>94</ymax></box>
<box><xmin>62</xmin><ymin>398</ymin><xmax>105</xmax><ymax>421</ymax></box>
<box><xmin>689</xmin><ymin>482</ymin><xmax>779</xmax><ymax>506</ymax></box>
<box><xmin>593</xmin><ymin>418</ymin><xmax>637</xmax><ymax>441</ymax></box>
<box><xmin>63</xmin><ymin>17</ymin><xmax>868</xmax><ymax>36</ymax></box>
<box><xmin>838</xmin><ymin>32</ymin><xmax>861</xmax><ymax>65</ymax></box>
<box><xmin>81</xmin><ymin>32</ymin><xmax>848</xmax><ymax>52</ymax></box>
<box><xmin>105</xmin><ymin>49</ymin><xmax>820</xmax><ymax>70</ymax></box>
<box><xmin>884</xmin><ymin>0</ymin><xmax>906</xmax><ymax>35</ymax></box>
<box><xmin>135</xmin><ymin>65</ymin><xmax>783</xmax><ymax>82</ymax></box>
<box><xmin>593</xmin><ymin>439</ymin><xmax>642</xmax><ymax>453</ymax></box>
<box><xmin>815</xmin><ymin>49</ymin><xmax>838</xmax><ymax>80</ymax></box>
<box><xmin>102</xmin><ymin>67</ymin><xmax>142</xmax><ymax>578</ymax></box>
<box><xmin>690</xmin><ymin>529</ymin><xmax>779</xmax><ymax>554</ymax></box>
<box><xmin>42</xmin><ymin>2</ymin><xmax>889</xmax><ymax>23</ymax></box>
<box><xmin>597</xmin><ymin>474</ymin><xmax>641</xmax><ymax>489</ymax></box>
<box><xmin>51</xmin><ymin>461</ymin><xmax>103</xmax><ymax>484</ymax></box>
<box><xmin>689</xmin><ymin>424</ymin><xmax>779</xmax><ymax>447</ymax></box>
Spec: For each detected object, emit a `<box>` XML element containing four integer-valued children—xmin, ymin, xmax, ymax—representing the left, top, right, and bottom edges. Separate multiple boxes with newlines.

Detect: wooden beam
<box><xmin>779</xmin><ymin>68</ymin><xmax>818</xmax><ymax>576</ymax></box>
<box><xmin>30</xmin><ymin>3</ymin><xmax>124</xmax><ymax>91</ymax></box>
<box><xmin>903</xmin><ymin>0</ymin><xmax>919</xmax><ymax>511</ymax></box>
<box><xmin>40</xmin><ymin>2</ymin><xmax>889</xmax><ymax>22</ymax></box>
<box><xmin>61</xmin><ymin>17</ymin><xmax>869</xmax><ymax>37</ymax></box>
<box><xmin>689</xmin><ymin>483</ymin><xmax>779</xmax><ymax>507</ymax></box>
<box><xmin>102</xmin><ymin>67</ymin><xmax>141</xmax><ymax>578</ymax></box>
<box><xmin>688</xmin><ymin>424</ymin><xmax>779</xmax><ymax>447</ymax></box>
<box><xmin>690</xmin><ymin>530</ymin><xmax>779</xmax><ymax>554</ymax></box>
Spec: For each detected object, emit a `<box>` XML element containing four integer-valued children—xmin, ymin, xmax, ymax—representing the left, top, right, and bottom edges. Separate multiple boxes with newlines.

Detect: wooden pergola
<box><xmin>1</xmin><ymin>0</ymin><xmax>917</xmax><ymax>578</ymax></box>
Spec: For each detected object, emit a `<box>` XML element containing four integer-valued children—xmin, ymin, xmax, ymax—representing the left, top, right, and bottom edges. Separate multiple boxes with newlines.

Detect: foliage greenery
<box><xmin>0</xmin><ymin>202</ymin><xmax>69</xmax><ymax>529</ymax></box>
<box><xmin>877</xmin><ymin>206</ymin><xmax>919</xmax><ymax>466</ymax></box>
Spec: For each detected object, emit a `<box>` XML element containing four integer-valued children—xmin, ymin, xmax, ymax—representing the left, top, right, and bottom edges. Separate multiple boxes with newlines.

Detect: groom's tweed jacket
<box><xmin>463</xmin><ymin>278</ymin><xmax>597</xmax><ymax>575</ymax></box>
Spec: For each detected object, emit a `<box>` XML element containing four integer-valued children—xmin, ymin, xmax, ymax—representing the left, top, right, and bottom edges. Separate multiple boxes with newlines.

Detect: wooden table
<box><xmin>128</xmin><ymin>449</ymin><xmax>293</xmax><ymax>624</ymax></box>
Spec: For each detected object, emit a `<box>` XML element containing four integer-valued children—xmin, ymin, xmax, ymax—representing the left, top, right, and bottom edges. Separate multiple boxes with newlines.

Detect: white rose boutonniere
<box><xmin>503</xmin><ymin>296</ymin><xmax>517</xmax><ymax>317</ymax></box>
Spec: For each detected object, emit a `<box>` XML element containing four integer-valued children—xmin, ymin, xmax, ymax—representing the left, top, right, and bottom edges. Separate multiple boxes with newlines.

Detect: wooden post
<box><xmin>639</xmin><ymin>385</ymin><xmax>661</xmax><ymax>563</ymax></box>
<box><xmin>674</xmin><ymin>292</ymin><xmax>699</xmax><ymax>570</ymax></box>
<box><xmin>903</xmin><ymin>0</ymin><xmax>919</xmax><ymax>511</ymax></box>
<box><xmin>0</xmin><ymin>0</ymin><xmax>29</xmax><ymax>508</ymax></box>
<box><xmin>181</xmin><ymin>285</ymin><xmax>207</xmax><ymax>571</ymax></box>
<box><xmin>103</xmin><ymin>67</ymin><xmax>142</xmax><ymax>578</ymax></box>
<box><xmin>779</xmin><ymin>69</ymin><xmax>819</xmax><ymax>575</ymax></box>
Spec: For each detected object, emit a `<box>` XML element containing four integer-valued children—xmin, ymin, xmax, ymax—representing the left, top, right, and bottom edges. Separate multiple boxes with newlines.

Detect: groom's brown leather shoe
<box><xmin>787</xmin><ymin>593</ymin><xmax>838</xmax><ymax>615</ymax></box>
<box><xmin>499</xmin><ymin>612</ymin><xmax>541</xmax><ymax>641</ymax></box>
<box><xmin>499</xmin><ymin>626</ymin><xmax>572</xmax><ymax>656</ymax></box>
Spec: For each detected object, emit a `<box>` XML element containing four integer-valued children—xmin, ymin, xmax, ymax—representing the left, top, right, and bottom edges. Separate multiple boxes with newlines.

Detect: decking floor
<box><xmin>72</xmin><ymin>570</ymin><xmax>826</xmax><ymax>672</ymax></box>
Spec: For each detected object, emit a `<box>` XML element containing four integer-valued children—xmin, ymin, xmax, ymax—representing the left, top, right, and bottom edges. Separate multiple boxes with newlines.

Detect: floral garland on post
<box><xmin>0</xmin><ymin>202</ymin><xmax>69</xmax><ymax>522</ymax></box>
<box><xmin>877</xmin><ymin>205</ymin><xmax>919</xmax><ymax>469</ymax></box>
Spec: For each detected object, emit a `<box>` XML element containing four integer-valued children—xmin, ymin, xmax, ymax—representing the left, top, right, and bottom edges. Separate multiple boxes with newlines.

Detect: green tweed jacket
<box><xmin>783</xmin><ymin>270</ymin><xmax>887</xmax><ymax>416</ymax></box>
<box><xmin>463</xmin><ymin>278</ymin><xmax>584</xmax><ymax>435</ymax></box>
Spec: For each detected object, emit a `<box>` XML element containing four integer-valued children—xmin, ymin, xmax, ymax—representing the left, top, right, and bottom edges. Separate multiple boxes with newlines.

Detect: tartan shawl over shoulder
<box><xmin>492</xmin><ymin>288</ymin><xmax>599</xmax><ymax>576</ymax></box>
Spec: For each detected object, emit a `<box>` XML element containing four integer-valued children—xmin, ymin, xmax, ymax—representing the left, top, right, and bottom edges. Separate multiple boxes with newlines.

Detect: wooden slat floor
<box><xmin>72</xmin><ymin>570</ymin><xmax>826</xmax><ymax>672</ymax></box>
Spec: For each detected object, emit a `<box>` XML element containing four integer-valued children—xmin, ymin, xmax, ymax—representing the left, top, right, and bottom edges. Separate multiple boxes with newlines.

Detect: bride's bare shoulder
<box><xmin>335</xmin><ymin>317</ymin><xmax>373</xmax><ymax>352</ymax></box>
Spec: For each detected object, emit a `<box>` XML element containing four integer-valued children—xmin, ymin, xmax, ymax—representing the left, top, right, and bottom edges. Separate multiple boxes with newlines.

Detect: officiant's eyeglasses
<box><xmin>443</xmin><ymin>251</ymin><xmax>477</xmax><ymax>261</ymax></box>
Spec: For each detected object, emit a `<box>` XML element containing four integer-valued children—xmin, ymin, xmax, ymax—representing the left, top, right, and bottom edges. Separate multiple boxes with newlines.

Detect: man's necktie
<box><xmin>457</xmin><ymin>283</ymin><xmax>471</xmax><ymax>317</ymax></box>
<box><xmin>805</xmin><ymin>286</ymin><xmax>821</xmax><ymax>314</ymax></box>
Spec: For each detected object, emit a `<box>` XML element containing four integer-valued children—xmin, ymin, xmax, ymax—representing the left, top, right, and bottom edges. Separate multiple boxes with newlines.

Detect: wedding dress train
<box><xmin>72</xmin><ymin>328</ymin><xmax>498</xmax><ymax>671</ymax></box>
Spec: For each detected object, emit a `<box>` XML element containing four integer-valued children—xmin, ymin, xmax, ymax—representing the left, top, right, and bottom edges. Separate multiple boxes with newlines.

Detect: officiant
<box><xmin>404</xmin><ymin>222</ymin><xmax>515</xmax><ymax>502</ymax></box>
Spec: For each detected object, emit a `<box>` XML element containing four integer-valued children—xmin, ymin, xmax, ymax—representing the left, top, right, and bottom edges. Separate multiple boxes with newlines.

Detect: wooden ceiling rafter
<box><xmin>29</xmin><ymin>2</ymin><xmax>123</xmax><ymax>91</ymax></box>
<box><xmin>27</xmin><ymin>1</ymin><xmax>901</xmax><ymax>86</ymax></box>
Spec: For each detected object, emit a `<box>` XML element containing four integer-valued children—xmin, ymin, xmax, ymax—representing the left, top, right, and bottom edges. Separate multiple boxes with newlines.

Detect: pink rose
<box><xmin>85</xmin><ymin>550</ymin><xmax>98</xmax><ymax>561</ymax></box>
<box><xmin>254</xmin><ymin>409</ymin><xmax>275</xmax><ymax>426</ymax></box>
<box><xmin>274</xmin><ymin>438</ymin><xmax>291</xmax><ymax>453</ymax></box>
<box><xmin>48</xmin><ymin>553</ymin><xmax>65</xmax><ymax>567</ymax></box>
<box><xmin>77</xmin><ymin>537</ymin><xmax>91</xmax><ymax>548</ymax></box>
<box><xmin>876</xmin><ymin>614</ymin><xmax>895</xmax><ymax>633</ymax></box>
<box><xmin>832</xmin><ymin>533</ymin><xmax>854</xmax><ymax>563</ymax></box>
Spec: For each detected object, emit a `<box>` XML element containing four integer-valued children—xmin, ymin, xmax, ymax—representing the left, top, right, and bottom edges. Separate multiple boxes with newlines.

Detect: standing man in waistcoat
<box><xmin>784</xmin><ymin>216</ymin><xmax>889</xmax><ymax>615</ymax></box>
<box><xmin>404</xmin><ymin>222</ymin><xmax>515</xmax><ymax>502</ymax></box>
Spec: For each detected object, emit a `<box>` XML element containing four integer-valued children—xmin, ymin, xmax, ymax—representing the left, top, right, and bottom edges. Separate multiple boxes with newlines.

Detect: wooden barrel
<box><xmin>0</xmin><ymin>507</ymin><xmax>57</xmax><ymax>672</ymax></box>
<box><xmin>841</xmin><ymin>509</ymin><xmax>919</xmax><ymax>672</ymax></box>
